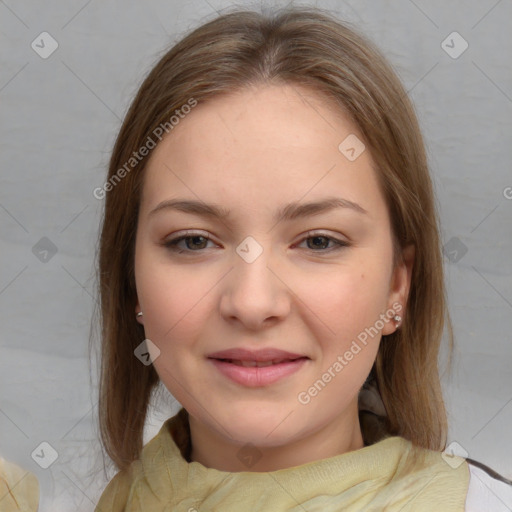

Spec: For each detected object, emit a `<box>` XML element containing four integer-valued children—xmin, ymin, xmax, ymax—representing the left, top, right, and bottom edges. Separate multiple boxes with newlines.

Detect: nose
<box><xmin>219</xmin><ymin>240</ymin><xmax>290</xmax><ymax>330</ymax></box>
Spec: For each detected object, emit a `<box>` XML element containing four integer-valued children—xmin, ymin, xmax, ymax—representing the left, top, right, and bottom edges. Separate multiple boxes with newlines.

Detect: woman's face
<box><xmin>134</xmin><ymin>83</ymin><xmax>412</xmax><ymax>467</ymax></box>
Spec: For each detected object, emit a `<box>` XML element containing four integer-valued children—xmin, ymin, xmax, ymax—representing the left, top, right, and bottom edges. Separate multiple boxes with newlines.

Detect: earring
<box><xmin>136</xmin><ymin>312</ymin><xmax>143</xmax><ymax>318</ymax></box>
<box><xmin>393</xmin><ymin>314</ymin><xmax>402</xmax><ymax>327</ymax></box>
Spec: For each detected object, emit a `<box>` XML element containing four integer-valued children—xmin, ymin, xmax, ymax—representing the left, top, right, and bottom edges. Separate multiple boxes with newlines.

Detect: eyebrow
<box><xmin>148</xmin><ymin>196</ymin><xmax>368</xmax><ymax>223</ymax></box>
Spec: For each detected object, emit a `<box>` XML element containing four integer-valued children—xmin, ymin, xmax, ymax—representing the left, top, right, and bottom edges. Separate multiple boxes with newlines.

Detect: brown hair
<box><xmin>93</xmin><ymin>5</ymin><xmax>453</xmax><ymax>471</ymax></box>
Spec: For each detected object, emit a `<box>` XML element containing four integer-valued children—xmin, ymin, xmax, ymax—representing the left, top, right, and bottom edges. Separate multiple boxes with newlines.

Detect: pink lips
<box><xmin>207</xmin><ymin>347</ymin><xmax>309</xmax><ymax>387</ymax></box>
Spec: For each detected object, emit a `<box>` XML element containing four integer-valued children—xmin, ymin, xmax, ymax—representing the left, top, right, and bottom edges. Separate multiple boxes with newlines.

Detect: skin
<box><xmin>134</xmin><ymin>83</ymin><xmax>414</xmax><ymax>472</ymax></box>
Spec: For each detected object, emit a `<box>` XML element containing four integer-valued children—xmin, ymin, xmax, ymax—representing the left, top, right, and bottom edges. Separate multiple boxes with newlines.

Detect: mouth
<box><xmin>207</xmin><ymin>347</ymin><xmax>308</xmax><ymax>362</ymax></box>
<box><xmin>208</xmin><ymin>352</ymin><xmax>309</xmax><ymax>387</ymax></box>
<box><xmin>214</xmin><ymin>357</ymin><xmax>308</xmax><ymax>368</ymax></box>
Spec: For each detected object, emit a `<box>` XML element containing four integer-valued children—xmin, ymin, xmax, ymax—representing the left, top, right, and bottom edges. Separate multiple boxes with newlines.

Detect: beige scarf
<box><xmin>96</xmin><ymin>407</ymin><xmax>470</xmax><ymax>512</ymax></box>
<box><xmin>0</xmin><ymin>457</ymin><xmax>39</xmax><ymax>511</ymax></box>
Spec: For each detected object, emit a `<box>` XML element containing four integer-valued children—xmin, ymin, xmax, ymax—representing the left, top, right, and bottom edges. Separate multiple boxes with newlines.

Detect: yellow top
<box><xmin>96</xmin><ymin>408</ymin><xmax>470</xmax><ymax>511</ymax></box>
<box><xmin>0</xmin><ymin>457</ymin><xmax>39</xmax><ymax>512</ymax></box>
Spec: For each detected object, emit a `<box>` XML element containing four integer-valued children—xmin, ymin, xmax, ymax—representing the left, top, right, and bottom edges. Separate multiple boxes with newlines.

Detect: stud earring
<box><xmin>393</xmin><ymin>314</ymin><xmax>402</xmax><ymax>327</ymax></box>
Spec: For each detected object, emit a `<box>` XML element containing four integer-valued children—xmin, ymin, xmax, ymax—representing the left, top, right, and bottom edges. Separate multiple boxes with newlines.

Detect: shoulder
<box><xmin>95</xmin><ymin>416</ymin><xmax>178</xmax><ymax>512</ymax></box>
<box><xmin>95</xmin><ymin>464</ymin><xmax>136</xmax><ymax>512</ymax></box>
<box><xmin>465</xmin><ymin>459</ymin><xmax>512</xmax><ymax>511</ymax></box>
<box><xmin>0</xmin><ymin>456</ymin><xmax>39</xmax><ymax>512</ymax></box>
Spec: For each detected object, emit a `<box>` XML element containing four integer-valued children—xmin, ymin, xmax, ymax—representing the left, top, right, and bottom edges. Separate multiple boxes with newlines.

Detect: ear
<box><xmin>381</xmin><ymin>244</ymin><xmax>415</xmax><ymax>335</ymax></box>
<box><xmin>135</xmin><ymin>299</ymin><xmax>144</xmax><ymax>325</ymax></box>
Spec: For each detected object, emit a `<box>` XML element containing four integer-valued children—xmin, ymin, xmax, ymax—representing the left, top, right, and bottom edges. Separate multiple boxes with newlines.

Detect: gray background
<box><xmin>1</xmin><ymin>0</ymin><xmax>511</xmax><ymax>510</ymax></box>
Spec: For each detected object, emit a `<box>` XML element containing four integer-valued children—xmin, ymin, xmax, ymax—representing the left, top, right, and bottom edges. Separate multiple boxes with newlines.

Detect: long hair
<box><xmin>92</xmin><ymin>5</ymin><xmax>452</xmax><ymax>471</ymax></box>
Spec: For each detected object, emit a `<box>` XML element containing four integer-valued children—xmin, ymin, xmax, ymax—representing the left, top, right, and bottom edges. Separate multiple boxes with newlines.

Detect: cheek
<box><xmin>138</xmin><ymin>270</ymin><xmax>210</xmax><ymax>390</ymax></box>
<box><xmin>135</xmin><ymin>253</ymin><xmax>222</xmax><ymax>357</ymax></box>
<box><xmin>290</xmin><ymin>261</ymin><xmax>391</xmax><ymax>344</ymax></box>
<box><xmin>140</xmin><ymin>279</ymin><xmax>196</xmax><ymax>334</ymax></box>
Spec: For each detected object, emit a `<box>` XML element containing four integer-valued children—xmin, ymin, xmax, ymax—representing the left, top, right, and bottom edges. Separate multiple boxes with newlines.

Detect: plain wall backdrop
<box><xmin>1</xmin><ymin>0</ymin><xmax>511</xmax><ymax>510</ymax></box>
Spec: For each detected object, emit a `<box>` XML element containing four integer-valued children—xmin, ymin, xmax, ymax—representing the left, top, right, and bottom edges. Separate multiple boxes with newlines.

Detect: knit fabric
<box><xmin>95</xmin><ymin>408</ymin><xmax>470</xmax><ymax>512</ymax></box>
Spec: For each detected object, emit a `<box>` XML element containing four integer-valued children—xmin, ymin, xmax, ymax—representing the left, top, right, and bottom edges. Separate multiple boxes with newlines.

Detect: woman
<box><xmin>93</xmin><ymin>6</ymin><xmax>512</xmax><ymax>511</ymax></box>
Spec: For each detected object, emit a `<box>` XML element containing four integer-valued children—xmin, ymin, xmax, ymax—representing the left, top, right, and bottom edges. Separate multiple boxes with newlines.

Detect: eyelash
<box><xmin>163</xmin><ymin>231</ymin><xmax>350</xmax><ymax>255</ymax></box>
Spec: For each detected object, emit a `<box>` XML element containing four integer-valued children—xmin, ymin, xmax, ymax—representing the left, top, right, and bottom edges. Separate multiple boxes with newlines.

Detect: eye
<box><xmin>163</xmin><ymin>231</ymin><xmax>217</xmax><ymax>254</ymax></box>
<box><xmin>162</xmin><ymin>230</ymin><xmax>350</xmax><ymax>255</ymax></box>
<box><xmin>295</xmin><ymin>232</ymin><xmax>350</xmax><ymax>253</ymax></box>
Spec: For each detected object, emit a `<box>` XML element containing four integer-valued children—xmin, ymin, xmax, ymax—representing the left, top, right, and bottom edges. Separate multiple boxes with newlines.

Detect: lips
<box><xmin>222</xmin><ymin>358</ymin><xmax>303</xmax><ymax>368</ymax></box>
<box><xmin>207</xmin><ymin>347</ymin><xmax>307</xmax><ymax>363</ymax></box>
<box><xmin>207</xmin><ymin>348</ymin><xmax>309</xmax><ymax>387</ymax></box>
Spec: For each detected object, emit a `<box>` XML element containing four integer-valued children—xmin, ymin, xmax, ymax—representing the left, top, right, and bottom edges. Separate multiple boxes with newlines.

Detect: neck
<box><xmin>188</xmin><ymin>402</ymin><xmax>364</xmax><ymax>472</ymax></box>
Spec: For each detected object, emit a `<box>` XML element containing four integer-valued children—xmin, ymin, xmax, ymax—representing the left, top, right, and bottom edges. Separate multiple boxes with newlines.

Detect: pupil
<box><xmin>189</xmin><ymin>236</ymin><xmax>207</xmax><ymax>249</ymax></box>
<box><xmin>309</xmin><ymin>236</ymin><xmax>328</xmax><ymax>249</ymax></box>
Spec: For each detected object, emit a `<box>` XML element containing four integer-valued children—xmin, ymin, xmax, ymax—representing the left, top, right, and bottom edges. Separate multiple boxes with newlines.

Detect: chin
<box><xmin>215</xmin><ymin>407</ymin><xmax>302</xmax><ymax>446</ymax></box>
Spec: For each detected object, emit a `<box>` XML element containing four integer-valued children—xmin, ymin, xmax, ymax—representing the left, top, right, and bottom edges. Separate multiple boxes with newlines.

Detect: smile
<box><xmin>209</xmin><ymin>357</ymin><xmax>308</xmax><ymax>387</ymax></box>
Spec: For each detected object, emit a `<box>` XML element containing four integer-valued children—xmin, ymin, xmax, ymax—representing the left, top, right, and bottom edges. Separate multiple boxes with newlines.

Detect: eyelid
<box><xmin>162</xmin><ymin>229</ymin><xmax>218</xmax><ymax>246</ymax></box>
<box><xmin>163</xmin><ymin>229</ymin><xmax>213</xmax><ymax>240</ymax></box>
<box><xmin>301</xmin><ymin>229</ymin><xmax>350</xmax><ymax>243</ymax></box>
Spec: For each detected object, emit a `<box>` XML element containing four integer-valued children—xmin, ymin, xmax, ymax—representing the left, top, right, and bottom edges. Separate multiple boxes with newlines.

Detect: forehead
<box><xmin>152</xmin><ymin>83</ymin><xmax>361</xmax><ymax>160</ymax></box>
<box><xmin>140</xmin><ymin>83</ymin><xmax>385</xmax><ymax>222</ymax></box>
